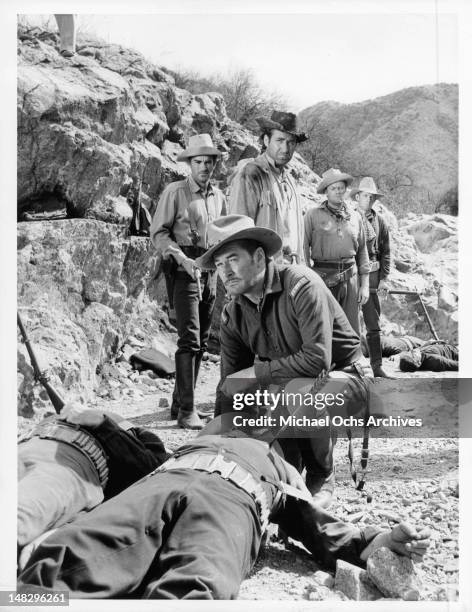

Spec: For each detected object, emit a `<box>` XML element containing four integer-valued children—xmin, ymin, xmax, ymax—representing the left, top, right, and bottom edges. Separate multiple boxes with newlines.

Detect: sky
<box><xmin>20</xmin><ymin>8</ymin><xmax>458</xmax><ymax>111</ymax></box>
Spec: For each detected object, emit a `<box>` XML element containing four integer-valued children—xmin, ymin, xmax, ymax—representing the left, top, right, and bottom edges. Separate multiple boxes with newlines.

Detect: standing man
<box><xmin>350</xmin><ymin>177</ymin><xmax>392</xmax><ymax>377</ymax></box>
<box><xmin>304</xmin><ymin>168</ymin><xmax>370</xmax><ymax>335</ymax></box>
<box><xmin>228</xmin><ymin>110</ymin><xmax>307</xmax><ymax>264</ymax></box>
<box><xmin>196</xmin><ymin>215</ymin><xmax>368</xmax><ymax>508</ymax></box>
<box><xmin>150</xmin><ymin>134</ymin><xmax>226</xmax><ymax>429</ymax></box>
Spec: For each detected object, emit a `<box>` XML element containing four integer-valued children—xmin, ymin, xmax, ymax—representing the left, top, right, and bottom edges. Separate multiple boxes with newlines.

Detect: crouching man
<box><xmin>17</xmin><ymin>425</ymin><xmax>430</xmax><ymax>599</ymax></box>
<box><xmin>196</xmin><ymin>215</ymin><xmax>369</xmax><ymax>508</ymax></box>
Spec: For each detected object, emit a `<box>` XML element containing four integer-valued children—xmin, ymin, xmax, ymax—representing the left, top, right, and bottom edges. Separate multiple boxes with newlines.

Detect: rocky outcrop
<box><xmin>380</xmin><ymin>210</ymin><xmax>457</xmax><ymax>343</ymax></box>
<box><xmin>17</xmin><ymin>219</ymin><xmax>173</xmax><ymax>416</ymax></box>
<box><xmin>17</xmin><ymin>23</ymin><xmax>320</xmax><ymax>223</ymax></box>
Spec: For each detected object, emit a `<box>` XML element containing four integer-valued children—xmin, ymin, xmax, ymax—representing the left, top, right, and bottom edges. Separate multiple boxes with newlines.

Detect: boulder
<box><xmin>334</xmin><ymin>560</ymin><xmax>382</xmax><ymax>600</ymax></box>
<box><xmin>366</xmin><ymin>547</ymin><xmax>422</xmax><ymax>600</ymax></box>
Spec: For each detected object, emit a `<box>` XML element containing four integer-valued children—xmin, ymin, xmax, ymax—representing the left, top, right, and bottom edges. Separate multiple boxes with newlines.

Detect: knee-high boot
<box><xmin>173</xmin><ymin>353</ymin><xmax>203</xmax><ymax>430</ymax></box>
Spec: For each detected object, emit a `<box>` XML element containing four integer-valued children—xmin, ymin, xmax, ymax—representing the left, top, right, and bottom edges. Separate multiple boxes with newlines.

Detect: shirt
<box><xmin>150</xmin><ymin>176</ymin><xmax>226</xmax><ymax>264</ymax></box>
<box><xmin>217</xmin><ymin>261</ymin><xmax>361</xmax><ymax>399</ymax></box>
<box><xmin>304</xmin><ymin>202</ymin><xmax>370</xmax><ymax>275</ymax></box>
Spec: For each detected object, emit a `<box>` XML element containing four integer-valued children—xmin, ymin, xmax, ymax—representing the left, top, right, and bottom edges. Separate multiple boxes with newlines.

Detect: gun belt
<box><xmin>26</xmin><ymin>421</ymin><xmax>109</xmax><ymax>488</ymax></box>
<box><xmin>155</xmin><ymin>453</ymin><xmax>270</xmax><ymax>532</ymax></box>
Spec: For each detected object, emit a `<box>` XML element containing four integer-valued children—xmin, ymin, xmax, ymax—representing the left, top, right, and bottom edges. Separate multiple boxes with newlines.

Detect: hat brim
<box><xmin>350</xmin><ymin>187</ymin><xmax>384</xmax><ymax>199</ymax></box>
<box><xmin>177</xmin><ymin>146</ymin><xmax>222</xmax><ymax>161</ymax></box>
<box><xmin>316</xmin><ymin>173</ymin><xmax>354</xmax><ymax>194</ymax></box>
<box><xmin>195</xmin><ymin>226</ymin><xmax>282</xmax><ymax>270</ymax></box>
<box><xmin>256</xmin><ymin>117</ymin><xmax>308</xmax><ymax>143</ymax></box>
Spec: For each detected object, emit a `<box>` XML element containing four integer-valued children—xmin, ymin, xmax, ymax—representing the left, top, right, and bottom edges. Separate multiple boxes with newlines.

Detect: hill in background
<box><xmin>298</xmin><ymin>83</ymin><xmax>458</xmax><ymax>216</ymax></box>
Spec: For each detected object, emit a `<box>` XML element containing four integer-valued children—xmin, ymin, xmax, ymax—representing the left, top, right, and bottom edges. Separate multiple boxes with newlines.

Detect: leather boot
<box><xmin>171</xmin><ymin>351</ymin><xmax>206</xmax><ymax>419</ymax></box>
<box><xmin>174</xmin><ymin>353</ymin><xmax>203</xmax><ymax>430</ymax></box>
<box><xmin>367</xmin><ymin>332</ymin><xmax>395</xmax><ymax>378</ymax></box>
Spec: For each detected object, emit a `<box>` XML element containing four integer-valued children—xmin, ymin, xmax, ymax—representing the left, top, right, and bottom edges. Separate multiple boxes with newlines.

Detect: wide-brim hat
<box><xmin>177</xmin><ymin>133</ymin><xmax>221</xmax><ymax>161</ymax></box>
<box><xmin>316</xmin><ymin>168</ymin><xmax>354</xmax><ymax>194</ymax></box>
<box><xmin>350</xmin><ymin>176</ymin><xmax>384</xmax><ymax>200</ymax></box>
<box><xmin>195</xmin><ymin>214</ymin><xmax>282</xmax><ymax>271</ymax></box>
<box><xmin>255</xmin><ymin>110</ymin><xmax>308</xmax><ymax>143</ymax></box>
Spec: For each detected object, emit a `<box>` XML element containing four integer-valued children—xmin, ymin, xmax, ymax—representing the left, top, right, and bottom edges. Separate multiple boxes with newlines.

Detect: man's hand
<box><xmin>59</xmin><ymin>402</ymin><xmax>105</xmax><ymax>428</ymax></box>
<box><xmin>378</xmin><ymin>279</ymin><xmax>389</xmax><ymax>299</ymax></box>
<box><xmin>358</xmin><ymin>284</ymin><xmax>370</xmax><ymax>306</ymax></box>
<box><xmin>181</xmin><ymin>257</ymin><xmax>197</xmax><ymax>279</ymax></box>
<box><xmin>360</xmin><ymin>521</ymin><xmax>431</xmax><ymax>562</ymax></box>
<box><xmin>221</xmin><ymin>366</ymin><xmax>257</xmax><ymax>396</ymax></box>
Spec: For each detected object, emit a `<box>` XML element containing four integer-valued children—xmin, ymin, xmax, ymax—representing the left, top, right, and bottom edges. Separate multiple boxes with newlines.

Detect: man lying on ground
<box><xmin>18</xmin><ymin>402</ymin><xmax>169</xmax><ymax>554</ymax></box>
<box><xmin>361</xmin><ymin>334</ymin><xmax>425</xmax><ymax>358</ymax></box>
<box><xmin>18</xmin><ymin>426</ymin><xmax>430</xmax><ymax>600</ymax></box>
<box><xmin>399</xmin><ymin>341</ymin><xmax>458</xmax><ymax>372</ymax></box>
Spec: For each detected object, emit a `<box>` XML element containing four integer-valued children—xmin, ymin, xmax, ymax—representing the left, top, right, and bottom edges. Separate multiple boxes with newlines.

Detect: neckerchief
<box><xmin>323</xmin><ymin>201</ymin><xmax>351</xmax><ymax>222</ymax></box>
<box><xmin>361</xmin><ymin>209</ymin><xmax>377</xmax><ymax>243</ymax></box>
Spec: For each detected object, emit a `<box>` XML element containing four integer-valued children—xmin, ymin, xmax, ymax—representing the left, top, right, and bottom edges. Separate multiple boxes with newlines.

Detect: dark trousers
<box><xmin>172</xmin><ymin>271</ymin><xmax>216</xmax><ymax>413</ymax></box>
<box><xmin>18</xmin><ymin>470</ymin><xmax>262</xmax><ymax>599</ymax></box>
<box><xmin>362</xmin><ymin>271</ymin><xmax>381</xmax><ymax>335</ymax></box>
<box><xmin>329</xmin><ymin>274</ymin><xmax>360</xmax><ymax>335</ymax></box>
<box><xmin>173</xmin><ymin>271</ymin><xmax>216</xmax><ymax>357</ymax></box>
<box><xmin>361</xmin><ymin>271</ymin><xmax>382</xmax><ymax>367</ymax></box>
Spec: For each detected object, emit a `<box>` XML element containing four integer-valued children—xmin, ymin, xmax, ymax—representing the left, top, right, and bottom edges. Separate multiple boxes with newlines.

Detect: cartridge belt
<box><xmin>312</xmin><ymin>261</ymin><xmax>356</xmax><ymax>288</ymax></box>
<box><xmin>155</xmin><ymin>452</ymin><xmax>270</xmax><ymax>532</ymax></box>
<box><xmin>24</xmin><ymin>420</ymin><xmax>109</xmax><ymax>488</ymax></box>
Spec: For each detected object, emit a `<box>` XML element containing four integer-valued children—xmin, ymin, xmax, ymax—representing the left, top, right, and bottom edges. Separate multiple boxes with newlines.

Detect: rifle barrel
<box><xmin>17</xmin><ymin>312</ymin><xmax>65</xmax><ymax>413</ymax></box>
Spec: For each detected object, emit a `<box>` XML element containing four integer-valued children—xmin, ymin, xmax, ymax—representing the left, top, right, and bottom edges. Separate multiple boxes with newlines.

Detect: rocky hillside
<box><xmin>299</xmin><ymin>84</ymin><xmax>458</xmax><ymax>216</ymax></box>
<box><xmin>17</xmin><ymin>25</ymin><xmax>457</xmax><ymax>416</ymax></box>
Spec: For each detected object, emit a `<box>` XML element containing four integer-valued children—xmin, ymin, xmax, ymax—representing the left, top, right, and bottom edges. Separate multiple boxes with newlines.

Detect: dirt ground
<box><xmin>82</xmin><ymin>355</ymin><xmax>459</xmax><ymax>602</ymax></box>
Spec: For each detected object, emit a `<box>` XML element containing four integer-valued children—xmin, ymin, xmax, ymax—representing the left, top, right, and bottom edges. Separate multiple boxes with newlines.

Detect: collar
<box><xmin>235</xmin><ymin>260</ymin><xmax>283</xmax><ymax>310</ymax></box>
<box><xmin>188</xmin><ymin>175</ymin><xmax>214</xmax><ymax>196</ymax></box>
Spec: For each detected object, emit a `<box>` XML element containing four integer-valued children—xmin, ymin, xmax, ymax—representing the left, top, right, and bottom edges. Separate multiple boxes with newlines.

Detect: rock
<box><xmin>377</xmin><ymin>510</ymin><xmax>401</xmax><ymax>523</ymax></box>
<box><xmin>367</xmin><ymin>547</ymin><xmax>421</xmax><ymax>600</ymax></box>
<box><xmin>438</xmin><ymin>285</ymin><xmax>457</xmax><ymax>312</ymax></box>
<box><xmin>159</xmin><ymin>397</ymin><xmax>169</xmax><ymax>408</ymax></box>
<box><xmin>313</xmin><ymin>570</ymin><xmax>334</xmax><ymax>588</ymax></box>
<box><xmin>335</xmin><ymin>560</ymin><xmax>383</xmax><ymax>600</ymax></box>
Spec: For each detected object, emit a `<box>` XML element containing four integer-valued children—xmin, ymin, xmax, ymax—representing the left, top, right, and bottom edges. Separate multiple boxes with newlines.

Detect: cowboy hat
<box><xmin>255</xmin><ymin>111</ymin><xmax>308</xmax><ymax>143</ymax></box>
<box><xmin>195</xmin><ymin>215</ymin><xmax>282</xmax><ymax>270</ymax></box>
<box><xmin>316</xmin><ymin>168</ymin><xmax>354</xmax><ymax>194</ymax></box>
<box><xmin>349</xmin><ymin>176</ymin><xmax>384</xmax><ymax>199</ymax></box>
<box><xmin>176</xmin><ymin>134</ymin><xmax>221</xmax><ymax>161</ymax></box>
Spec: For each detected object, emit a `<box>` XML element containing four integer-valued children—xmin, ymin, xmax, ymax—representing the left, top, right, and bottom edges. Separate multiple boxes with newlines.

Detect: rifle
<box><xmin>17</xmin><ymin>312</ymin><xmax>65</xmax><ymax>413</ymax></box>
<box><xmin>388</xmin><ymin>290</ymin><xmax>440</xmax><ymax>341</ymax></box>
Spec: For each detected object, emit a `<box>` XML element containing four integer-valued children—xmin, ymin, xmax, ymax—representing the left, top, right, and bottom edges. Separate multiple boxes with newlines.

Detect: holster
<box><xmin>313</xmin><ymin>264</ymin><xmax>356</xmax><ymax>288</ymax></box>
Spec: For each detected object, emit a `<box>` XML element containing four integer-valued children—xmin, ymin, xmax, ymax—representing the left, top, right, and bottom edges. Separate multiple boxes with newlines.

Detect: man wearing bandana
<box><xmin>350</xmin><ymin>177</ymin><xmax>392</xmax><ymax>377</ymax></box>
<box><xmin>150</xmin><ymin>134</ymin><xmax>226</xmax><ymax>429</ymax></box>
<box><xmin>304</xmin><ymin>168</ymin><xmax>370</xmax><ymax>335</ymax></box>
